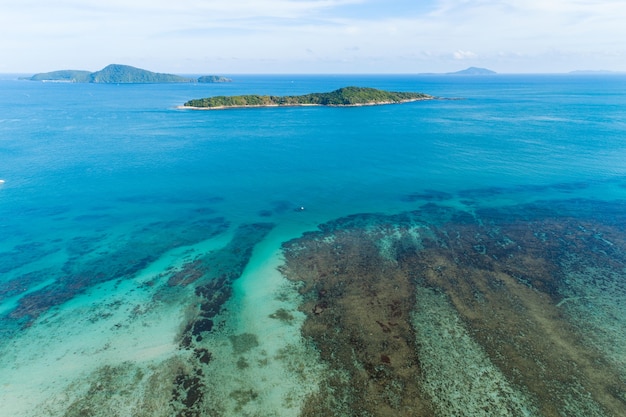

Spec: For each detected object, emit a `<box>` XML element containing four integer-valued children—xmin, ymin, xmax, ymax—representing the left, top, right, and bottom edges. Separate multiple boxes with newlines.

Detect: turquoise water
<box><xmin>1</xmin><ymin>74</ymin><xmax>626</xmax><ymax>416</ymax></box>
<box><xmin>2</xmin><ymin>76</ymin><xmax>625</xmax><ymax>256</ymax></box>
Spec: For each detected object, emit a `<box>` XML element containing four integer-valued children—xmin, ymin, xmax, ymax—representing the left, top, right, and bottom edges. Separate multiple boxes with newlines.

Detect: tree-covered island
<box><xmin>182</xmin><ymin>87</ymin><xmax>434</xmax><ymax>109</ymax></box>
<box><xmin>23</xmin><ymin>64</ymin><xmax>232</xmax><ymax>84</ymax></box>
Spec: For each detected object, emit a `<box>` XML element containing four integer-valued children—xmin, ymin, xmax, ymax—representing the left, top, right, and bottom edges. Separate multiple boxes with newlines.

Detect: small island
<box><xmin>24</xmin><ymin>64</ymin><xmax>232</xmax><ymax>84</ymax></box>
<box><xmin>182</xmin><ymin>87</ymin><xmax>434</xmax><ymax>109</ymax></box>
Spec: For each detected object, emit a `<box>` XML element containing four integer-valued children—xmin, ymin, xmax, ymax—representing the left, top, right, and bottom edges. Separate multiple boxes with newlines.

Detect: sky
<box><xmin>1</xmin><ymin>0</ymin><xmax>625</xmax><ymax>74</ymax></box>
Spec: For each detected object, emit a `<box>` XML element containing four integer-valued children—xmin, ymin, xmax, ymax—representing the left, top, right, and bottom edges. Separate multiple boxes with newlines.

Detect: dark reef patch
<box><xmin>281</xmin><ymin>199</ymin><xmax>626</xmax><ymax>416</ymax></box>
<box><xmin>116</xmin><ymin>194</ymin><xmax>224</xmax><ymax>205</ymax></box>
<box><xmin>172</xmin><ymin>370</ymin><xmax>205</xmax><ymax>417</ymax></box>
<box><xmin>400</xmin><ymin>189</ymin><xmax>453</xmax><ymax>202</ymax></box>
<box><xmin>269</xmin><ymin>308</ymin><xmax>295</xmax><ymax>323</ymax></box>
<box><xmin>9</xmin><ymin>217</ymin><xmax>230</xmax><ymax>323</ymax></box>
<box><xmin>456</xmin><ymin>180</ymin><xmax>595</xmax><ymax>201</ymax></box>
<box><xmin>457</xmin><ymin>185</ymin><xmax>508</xmax><ymax>199</ymax></box>
<box><xmin>257</xmin><ymin>209</ymin><xmax>274</xmax><ymax>217</ymax></box>
<box><xmin>193</xmin><ymin>348</ymin><xmax>212</xmax><ymax>365</ymax></box>
<box><xmin>0</xmin><ymin>241</ymin><xmax>56</xmax><ymax>274</ymax></box>
<box><xmin>257</xmin><ymin>200</ymin><xmax>303</xmax><ymax>218</ymax></box>
<box><xmin>0</xmin><ymin>269</ymin><xmax>52</xmax><ymax>303</ymax></box>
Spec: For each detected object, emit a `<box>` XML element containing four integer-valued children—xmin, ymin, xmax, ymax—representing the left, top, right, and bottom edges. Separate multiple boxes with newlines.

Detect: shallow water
<box><xmin>1</xmin><ymin>74</ymin><xmax>626</xmax><ymax>416</ymax></box>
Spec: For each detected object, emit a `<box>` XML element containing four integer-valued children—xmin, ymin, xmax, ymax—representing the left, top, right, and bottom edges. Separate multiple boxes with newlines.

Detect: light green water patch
<box><xmin>0</xmin><ymin>283</ymin><xmax>188</xmax><ymax>416</ymax></box>
<box><xmin>411</xmin><ymin>286</ymin><xmax>538</xmax><ymax>417</ymax></box>
<box><xmin>0</xmin><ymin>231</ymin><xmax>238</xmax><ymax>416</ymax></box>
<box><xmin>16</xmin><ymin>219</ymin><xmax>326</xmax><ymax>417</ymax></box>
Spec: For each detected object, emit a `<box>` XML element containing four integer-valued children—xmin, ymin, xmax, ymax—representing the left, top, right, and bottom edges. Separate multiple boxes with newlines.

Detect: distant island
<box><xmin>418</xmin><ymin>67</ymin><xmax>497</xmax><ymax>76</ymax></box>
<box><xmin>182</xmin><ymin>87</ymin><xmax>434</xmax><ymax>109</ymax></box>
<box><xmin>23</xmin><ymin>64</ymin><xmax>232</xmax><ymax>84</ymax></box>
<box><xmin>447</xmin><ymin>67</ymin><xmax>497</xmax><ymax>75</ymax></box>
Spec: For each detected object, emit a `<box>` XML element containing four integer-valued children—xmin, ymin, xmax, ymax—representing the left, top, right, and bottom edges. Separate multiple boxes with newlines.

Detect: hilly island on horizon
<box><xmin>22</xmin><ymin>64</ymin><xmax>232</xmax><ymax>84</ymax></box>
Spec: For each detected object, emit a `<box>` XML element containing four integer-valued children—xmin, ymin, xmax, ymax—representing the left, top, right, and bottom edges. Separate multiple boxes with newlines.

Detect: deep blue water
<box><xmin>1</xmin><ymin>74</ymin><xmax>626</xmax><ymax>415</ymax></box>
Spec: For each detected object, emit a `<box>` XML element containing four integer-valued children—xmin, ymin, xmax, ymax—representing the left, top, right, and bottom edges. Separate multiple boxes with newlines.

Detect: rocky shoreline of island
<box><xmin>179</xmin><ymin>97</ymin><xmax>432</xmax><ymax>110</ymax></box>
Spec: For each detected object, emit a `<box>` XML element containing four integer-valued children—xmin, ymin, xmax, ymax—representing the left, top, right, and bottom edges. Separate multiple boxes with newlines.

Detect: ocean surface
<box><xmin>1</xmin><ymin>74</ymin><xmax>626</xmax><ymax>416</ymax></box>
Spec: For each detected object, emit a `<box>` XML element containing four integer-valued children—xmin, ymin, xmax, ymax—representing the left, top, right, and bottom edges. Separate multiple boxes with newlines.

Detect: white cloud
<box><xmin>453</xmin><ymin>50</ymin><xmax>477</xmax><ymax>60</ymax></box>
<box><xmin>1</xmin><ymin>0</ymin><xmax>626</xmax><ymax>73</ymax></box>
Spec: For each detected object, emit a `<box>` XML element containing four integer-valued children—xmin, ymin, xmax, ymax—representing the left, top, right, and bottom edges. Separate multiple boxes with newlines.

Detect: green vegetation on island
<box><xmin>27</xmin><ymin>70</ymin><xmax>92</xmax><ymax>83</ymax></box>
<box><xmin>89</xmin><ymin>64</ymin><xmax>193</xmax><ymax>83</ymax></box>
<box><xmin>23</xmin><ymin>64</ymin><xmax>232</xmax><ymax>84</ymax></box>
<box><xmin>183</xmin><ymin>87</ymin><xmax>434</xmax><ymax>109</ymax></box>
<box><xmin>197</xmin><ymin>75</ymin><xmax>232</xmax><ymax>83</ymax></box>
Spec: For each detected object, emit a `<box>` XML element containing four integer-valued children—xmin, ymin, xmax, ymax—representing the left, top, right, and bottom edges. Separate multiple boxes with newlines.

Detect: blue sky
<box><xmin>1</xmin><ymin>0</ymin><xmax>625</xmax><ymax>73</ymax></box>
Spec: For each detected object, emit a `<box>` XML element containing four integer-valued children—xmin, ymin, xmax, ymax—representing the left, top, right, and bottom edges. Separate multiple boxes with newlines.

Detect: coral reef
<box><xmin>281</xmin><ymin>226</ymin><xmax>435</xmax><ymax>416</ymax></box>
<box><xmin>281</xmin><ymin>200</ymin><xmax>626</xmax><ymax>416</ymax></box>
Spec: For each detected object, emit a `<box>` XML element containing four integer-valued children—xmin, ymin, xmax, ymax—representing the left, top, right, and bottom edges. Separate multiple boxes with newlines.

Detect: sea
<box><xmin>1</xmin><ymin>74</ymin><xmax>626</xmax><ymax>416</ymax></box>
